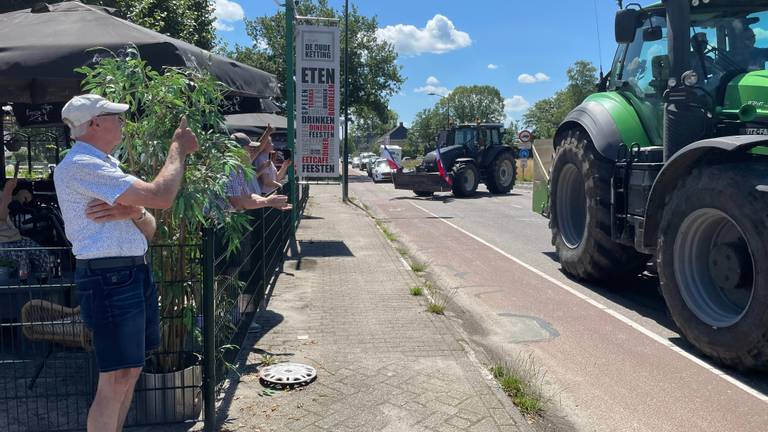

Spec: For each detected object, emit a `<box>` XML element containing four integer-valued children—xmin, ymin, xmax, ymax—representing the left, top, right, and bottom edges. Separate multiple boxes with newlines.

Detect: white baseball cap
<box><xmin>61</xmin><ymin>94</ymin><xmax>129</xmax><ymax>129</ymax></box>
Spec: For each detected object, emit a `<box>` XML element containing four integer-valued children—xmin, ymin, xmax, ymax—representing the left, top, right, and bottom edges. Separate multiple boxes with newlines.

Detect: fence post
<box><xmin>202</xmin><ymin>226</ymin><xmax>216</xmax><ymax>431</ymax></box>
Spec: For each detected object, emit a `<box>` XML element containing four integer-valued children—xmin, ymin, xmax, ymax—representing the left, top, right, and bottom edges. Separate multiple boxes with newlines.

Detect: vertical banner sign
<box><xmin>296</xmin><ymin>24</ymin><xmax>340</xmax><ymax>178</ymax></box>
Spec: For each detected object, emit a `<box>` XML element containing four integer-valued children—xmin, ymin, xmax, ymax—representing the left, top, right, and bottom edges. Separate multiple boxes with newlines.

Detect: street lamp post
<box><xmin>342</xmin><ymin>0</ymin><xmax>349</xmax><ymax>202</ymax></box>
<box><xmin>428</xmin><ymin>92</ymin><xmax>450</xmax><ymax>127</ymax></box>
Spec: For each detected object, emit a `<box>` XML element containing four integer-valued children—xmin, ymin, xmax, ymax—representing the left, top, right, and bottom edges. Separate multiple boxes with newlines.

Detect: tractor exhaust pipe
<box><xmin>663</xmin><ymin>0</ymin><xmax>705</xmax><ymax>160</ymax></box>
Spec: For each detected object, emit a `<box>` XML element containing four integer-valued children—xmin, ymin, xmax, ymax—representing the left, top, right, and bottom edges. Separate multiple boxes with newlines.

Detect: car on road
<box><xmin>352</xmin><ymin>156</ymin><xmax>361</xmax><ymax>168</ymax></box>
<box><xmin>372</xmin><ymin>158</ymin><xmax>394</xmax><ymax>183</ymax></box>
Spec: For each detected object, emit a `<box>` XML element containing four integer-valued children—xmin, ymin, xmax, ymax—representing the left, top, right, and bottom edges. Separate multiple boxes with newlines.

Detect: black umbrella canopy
<box><xmin>0</xmin><ymin>1</ymin><xmax>280</xmax><ymax>104</ymax></box>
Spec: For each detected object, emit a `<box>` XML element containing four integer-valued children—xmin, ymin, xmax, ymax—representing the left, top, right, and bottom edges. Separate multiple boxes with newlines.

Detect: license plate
<box><xmin>740</xmin><ymin>128</ymin><xmax>768</xmax><ymax>135</ymax></box>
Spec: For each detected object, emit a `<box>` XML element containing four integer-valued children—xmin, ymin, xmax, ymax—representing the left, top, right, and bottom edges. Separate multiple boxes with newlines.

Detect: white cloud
<box><xmin>518</xmin><ymin>72</ymin><xmax>551</xmax><ymax>84</ymax></box>
<box><xmin>414</xmin><ymin>85</ymin><xmax>450</xmax><ymax>97</ymax></box>
<box><xmin>414</xmin><ymin>76</ymin><xmax>450</xmax><ymax>96</ymax></box>
<box><xmin>214</xmin><ymin>0</ymin><xmax>244</xmax><ymax>32</ymax></box>
<box><xmin>487</xmin><ymin>64</ymin><xmax>499</xmax><ymax>70</ymax></box>
<box><xmin>376</xmin><ymin>14</ymin><xmax>471</xmax><ymax>55</ymax></box>
<box><xmin>504</xmin><ymin>96</ymin><xmax>530</xmax><ymax>113</ymax></box>
<box><xmin>213</xmin><ymin>21</ymin><xmax>234</xmax><ymax>31</ymax></box>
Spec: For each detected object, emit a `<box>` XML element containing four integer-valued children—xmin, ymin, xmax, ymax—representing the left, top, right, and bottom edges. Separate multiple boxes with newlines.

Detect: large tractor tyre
<box><xmin>451</xmin><ymin>163</ymin><xmax>480</xmax><ymax>197</ymax></box>
<box><xmin>658</xmin><ymin>162</ymin><xmax>768</xmax><ymax>370</ymax></box>
<box><xmin>486</xmin><ymin>151</ymin><xmax>517</xmax><ymax>194</ymax></box>
<box><xmin>414</xmin><ymin>191</ymin><xmax>434</xmax><ymax>197</ymax></box>
<box><xmin>549</xmin><ymin>128</ymin><xmax>649</xmax><ymax>281</ymax></box>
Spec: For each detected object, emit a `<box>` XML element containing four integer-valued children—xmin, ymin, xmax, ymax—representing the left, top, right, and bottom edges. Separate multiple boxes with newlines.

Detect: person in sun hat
<box><xmin>54</xmin><ymin>93</ymin><xmax>199</xmax><ymax>432</ymax></box>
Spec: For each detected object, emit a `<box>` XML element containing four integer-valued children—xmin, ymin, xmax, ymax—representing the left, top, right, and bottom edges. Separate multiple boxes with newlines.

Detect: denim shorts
<box><xmin>75</xmin><ymin>260</ymin><xmax>160</xmax><ymax>372</ymax></box>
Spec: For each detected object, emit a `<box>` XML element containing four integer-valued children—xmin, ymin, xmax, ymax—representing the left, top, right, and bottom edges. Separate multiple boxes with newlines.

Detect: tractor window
<box><xmin>618</xmin><ymin>14</ymin><xmax>668</xmax><ymax>145</ymax></box>
<box><xmin>622</xmin><ymin>15</ymin><xmax>668</xmax><ymax>99</ymax></box>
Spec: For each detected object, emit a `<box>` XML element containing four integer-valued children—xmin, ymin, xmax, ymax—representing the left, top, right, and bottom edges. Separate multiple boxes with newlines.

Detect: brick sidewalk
<box><xmin>214</xmin><ymin>184</ymin><xmax>531</xmax><ymax>432</ymax></box>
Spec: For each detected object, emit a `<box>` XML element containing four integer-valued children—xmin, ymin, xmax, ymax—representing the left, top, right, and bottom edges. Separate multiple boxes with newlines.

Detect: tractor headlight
<box><xmin>682</xmin><ymin>70</ymin><xmax>698</xmax><ymax>87</ymax></box>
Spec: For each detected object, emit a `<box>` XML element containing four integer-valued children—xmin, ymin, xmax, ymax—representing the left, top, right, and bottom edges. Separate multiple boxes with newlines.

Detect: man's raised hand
<box><xmin>172</xmin><ymin>116</ymin><xmax>199</xmax><ymax>155</ymax></box>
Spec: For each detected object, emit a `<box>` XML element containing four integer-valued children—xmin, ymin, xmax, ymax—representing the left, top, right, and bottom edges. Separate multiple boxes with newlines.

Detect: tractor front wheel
<box><xmin>658</xmin><ymin>162</ymin><xmax>768</xmax><ymax>370</ymax></box>
<box><xmin>486</xmin><ymin>151</ymin><xmax>516</xmax><ymax>194</ymax></box>
<box><xmin>451</xmin><ymin>163</ymin><xmax>479</xmax><ymax>197</ymax></box>
<box><xmin>549</xmin><ymin>128</ymin><xmax>649</xmax><ymax>281</ymax></box>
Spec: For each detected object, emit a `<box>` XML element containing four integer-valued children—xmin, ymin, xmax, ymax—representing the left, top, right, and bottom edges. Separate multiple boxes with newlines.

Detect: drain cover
<box><xmin>259</xmin><ymin>363</ymin><xmax>317</xmax><ymax>387</ymax></box>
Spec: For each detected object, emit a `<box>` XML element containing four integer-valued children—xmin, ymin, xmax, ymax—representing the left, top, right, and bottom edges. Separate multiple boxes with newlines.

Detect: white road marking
<box><xmin>410</xmin><ymin>201</ymin><xmax>768</xmax><ymax>403</ymax></box>
<box><xmin>511</xmin><ymin>204</ymin><xmax>522</xmax><ymax>208</ymax></box>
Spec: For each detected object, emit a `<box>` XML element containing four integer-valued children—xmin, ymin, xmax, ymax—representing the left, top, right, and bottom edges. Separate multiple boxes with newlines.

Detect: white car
<box><xmin>372</xmin><ymin>159</ymin><xmax>394</xmax><ymax>183</ymax></box>
<box><xmin>352</xmin><ymin>156</ymin><xmax>361</xmax><ymax>168</ymax></box>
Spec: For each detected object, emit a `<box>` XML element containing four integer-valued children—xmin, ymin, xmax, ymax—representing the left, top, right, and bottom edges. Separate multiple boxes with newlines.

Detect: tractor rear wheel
<box><xmin>658</xmin><ymin>162</ymin><xmax>768</xmax><ymax>370</ymax></box>
<box><xmin>549</xmin><ymin>128</ymin><xmax>649</xmax><ymax>281</ymax></box>
<box><xmin>451</xmin><ymin>163</ymin><xmax>479</xmax><ymax>197</ymax></box>
<box><xmin>486</xmin><ymin>151</ymin><xmax>516</xmax><ymax>194</ymax></box>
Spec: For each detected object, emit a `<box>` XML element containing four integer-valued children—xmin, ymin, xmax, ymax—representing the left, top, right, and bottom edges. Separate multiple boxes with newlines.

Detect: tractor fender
<box><xmin>554</xmin><ymin>101</ymin><xmax>624</xmax><ymax>160</ymax></box>
<box><xmin>641</xmin><ymin>135</ymin><xmax>768</xmax><ymax>251</ymax></box>
<box><xmin>480</xmin><ymin>146</ymin><xmax>514</xmax><ymax>167</ymax></box>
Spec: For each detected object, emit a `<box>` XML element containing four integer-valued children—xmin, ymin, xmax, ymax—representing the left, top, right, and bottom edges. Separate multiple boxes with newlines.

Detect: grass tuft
<box><xmin>427</xmin><ymin>302</ymin><xmax>445</xmax><ymax>314</ymax></box>
<box><xmin>260</xmin><ymin>354</ymin><xmax>278</xmax><ymax>367</ymax></box>
<box><xmin>409</xmin><ymin>260</ymin><xmax>427</xmax><ymax>273</ymax></box>
<box><xmin>410</xmin><ymin>285</ymin><xmax>424</xmax><ymax>296</ymax></box>
<box><xmin>490</xmin><ymin>354</ymin><xmax>549</xmax><ymax>416</ymax></box>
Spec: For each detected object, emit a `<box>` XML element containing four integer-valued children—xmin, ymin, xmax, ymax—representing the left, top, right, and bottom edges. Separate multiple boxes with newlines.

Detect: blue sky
<box><xmin>213</xmin><ymin>0</ymin><xmax>657</xmax><ymax>126</ymax></box>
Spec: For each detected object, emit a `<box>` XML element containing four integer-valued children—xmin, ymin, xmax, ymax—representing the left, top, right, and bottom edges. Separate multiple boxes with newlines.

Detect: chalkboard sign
<box><xmin>12</xmin><ymin>103</ymin><xmax>64</xmax><ymax>127</ymax></box>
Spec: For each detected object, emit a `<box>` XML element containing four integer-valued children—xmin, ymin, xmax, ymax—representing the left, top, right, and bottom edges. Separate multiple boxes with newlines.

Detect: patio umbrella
<box><xmin>225</xmin><ymin>113</ymin><xmax>288</xmax><ymax>138</ymax></box>
<box><xmin>0</xmin><ymin>1</ymin><xmax>280</xmax><ymax>105</ymax></box>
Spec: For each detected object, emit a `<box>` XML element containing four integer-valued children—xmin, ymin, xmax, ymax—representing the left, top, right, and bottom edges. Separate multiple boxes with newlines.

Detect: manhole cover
<box><xmin>259</xmin><ymin>363</ymin><xmax>317</xmax><ymax>387</ymax></box>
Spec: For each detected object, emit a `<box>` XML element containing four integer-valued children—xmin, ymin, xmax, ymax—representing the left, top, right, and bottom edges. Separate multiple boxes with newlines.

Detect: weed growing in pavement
<box><xmin>396</xmin><ymin>246</ymin><xmax>409</xmax><ymax>257</ymax></box>
<box><xmin>425</xmin><ymin>281</ymin><xmax>456</xmax><ymax>315</ymax></box>
<box><xmin>410</xmin><ymin>285</ymin><xmax>424</xmax><ymax>296</ymax></box>
<box><xmin>490</xmin><ymin>353</ymin><xmax>550</xmax><ymax>416</ymax></box>
<box><xmin>375</xmin><ymin>220</ymin><xmax>397</xmax><ymax>242</ymax></box>
<box><xmin>409</xmin><ymin>260</ymin><xmax>427</xmax><ymax>273</ymax></box>
<box><xmin>260</xmin><ymin>354</ymin><xmax>278</xmax><ymax>367</ymax></box>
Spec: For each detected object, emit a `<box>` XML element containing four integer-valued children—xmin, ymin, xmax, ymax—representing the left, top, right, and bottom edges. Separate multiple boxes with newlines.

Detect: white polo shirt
<box><xmin>54</xmin><ymin>141</ymin><xmax>147</xmax><ymax>259</ymax></box>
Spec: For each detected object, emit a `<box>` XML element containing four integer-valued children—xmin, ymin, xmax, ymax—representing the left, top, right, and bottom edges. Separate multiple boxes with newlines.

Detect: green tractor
<box><xmin>393</xmin><ymin>123</ymin><xmax>516</xmax><ymax>197</ymax></box>
<box><xmin>534</xmin><ymin>0</ymin><xmax>768</xmax><ymax>370</ymax></box>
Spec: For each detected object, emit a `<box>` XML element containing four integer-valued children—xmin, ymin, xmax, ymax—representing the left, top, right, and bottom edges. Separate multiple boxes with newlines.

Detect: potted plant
<box><xmin>77</xmin><ymin>49</ymin><xmax>252</xmax><ymax>423</ymax></box>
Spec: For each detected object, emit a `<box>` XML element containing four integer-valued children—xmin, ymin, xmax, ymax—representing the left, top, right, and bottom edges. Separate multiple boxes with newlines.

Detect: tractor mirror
<box><xmin>643</xmin><ymin>26</ymin><xmax>662</xmax><ymax>42</ymax></box>
<box><xmin>615</xmin><ymin>9</ymin><xmax>640</xmax><ymax>43</ymax></box>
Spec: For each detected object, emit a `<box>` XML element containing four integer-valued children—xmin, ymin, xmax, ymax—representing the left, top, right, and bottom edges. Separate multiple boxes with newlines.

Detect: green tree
<box><xmin>406</xmin><ymin>107</ymin><xmax>447</xmax><ymax>156</ymax></box>
<box><xmin>441</xmin><ymin>85</ymin><xmax>505</xmax><ymax>124</ymax></box>
<box><xmin>503</xmin><ymin>119</ymin><xmax>520</xmax><ymax>147</ymax></box>
<box><xmin>225</xmin><ymin>0</ymin><xmax>404</xmax><ymax>121</ymax></box>
<box><xmin>522</xmin><ymin>60</ymin><xmax>598</xmax><ymax>138</ymax></box>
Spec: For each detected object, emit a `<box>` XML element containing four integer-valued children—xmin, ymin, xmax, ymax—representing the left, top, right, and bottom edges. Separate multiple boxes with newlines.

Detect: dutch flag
<box><xmin>383</xmin><ymin>146</ymin><xmax>400</xmax><ymax>170</ymax></box>
<box><xmin>435</xmin><ymin>144</ymin><xmax>452</xmax><ymax>186</ymax></box>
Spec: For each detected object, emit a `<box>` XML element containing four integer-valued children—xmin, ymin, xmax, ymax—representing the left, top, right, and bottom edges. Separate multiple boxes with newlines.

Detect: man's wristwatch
<box><xmin>134</xmin><ymin>208</ymin><xmax>147</xmax><ymax>222</ymax></box>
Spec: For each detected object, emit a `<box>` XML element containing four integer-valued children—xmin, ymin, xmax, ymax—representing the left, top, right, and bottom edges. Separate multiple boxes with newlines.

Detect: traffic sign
<box><xmin>519</xmin><ymin>148</ymin><xmax>530</xmax><ymax>159</ymax></box>
<box><xmin>518</xmin><ymin>130</ymin><xmax>532</xmax><ymax>143</ymax></box>
<box><xmin>520</xmin><ymin>158</ymin><xmax>528</xmax><ymax>169</ymax></box>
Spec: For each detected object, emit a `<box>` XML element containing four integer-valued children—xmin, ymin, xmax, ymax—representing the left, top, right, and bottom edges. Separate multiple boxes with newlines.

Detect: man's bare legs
<box><xmin>87</xmin><ymin>367</ymin><xmax>142</xmax><ymax>432</ymax></box>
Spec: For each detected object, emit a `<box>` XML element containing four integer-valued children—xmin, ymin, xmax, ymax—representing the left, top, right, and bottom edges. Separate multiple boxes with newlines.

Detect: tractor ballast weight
<box><xmin>538</xmin><ymin>0</ymin><xmax>768</xmax><ymax>370</ymax></box>
<box><xmin>393</xmin><ymin>123</ymin><xmax>517</xmax><ymax>197</ymax></box>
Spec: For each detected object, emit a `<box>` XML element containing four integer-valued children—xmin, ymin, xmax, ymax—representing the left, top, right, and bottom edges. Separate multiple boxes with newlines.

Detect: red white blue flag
<box><xmin>383</xmin><ymin>146</ymin><xmax>400</xmax><ymax>170</ymax></box>
<box><xmin>435</xmin><ymin>144</ymin><xmax>452</xmax><ymax>186</ymax></box>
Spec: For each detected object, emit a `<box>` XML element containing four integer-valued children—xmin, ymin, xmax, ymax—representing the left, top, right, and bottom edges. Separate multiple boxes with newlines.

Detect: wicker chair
<box><xmin>20</xmin><ymin>299</ymin><xmax>92</xmax><ymax>389</ymax></box>
<box><xmin>20</xmin><ymin>299</ymin><xmax>92</xmax><ymax>349</ymax></box>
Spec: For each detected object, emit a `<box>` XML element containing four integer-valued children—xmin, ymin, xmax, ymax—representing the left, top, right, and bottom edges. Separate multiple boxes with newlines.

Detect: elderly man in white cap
<box><xmin>54</xmin><ymin>94</ymin><xmax>198</xmax><ymax>432</ymax></box>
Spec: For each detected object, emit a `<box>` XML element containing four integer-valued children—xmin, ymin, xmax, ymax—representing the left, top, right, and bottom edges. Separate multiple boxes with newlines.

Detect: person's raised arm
<box><xmin>116</xmin><ymin>117</ymin><xmax>199</xmax><ymax>209</ymax></box>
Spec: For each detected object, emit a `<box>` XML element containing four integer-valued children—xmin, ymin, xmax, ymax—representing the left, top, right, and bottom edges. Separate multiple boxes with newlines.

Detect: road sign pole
<box><xmin>342</xmin><ymin>0</ymin><xmax>349</xmax><ymax>202</ymax></box>
<box><xmin>285</xmin><ymin>0</ymin><xmax>298</xmax><ymax>256</ymax></box>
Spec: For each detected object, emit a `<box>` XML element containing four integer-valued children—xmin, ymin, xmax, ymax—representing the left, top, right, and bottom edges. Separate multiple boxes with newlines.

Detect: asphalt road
<box><xmin>347</xmin><ymin>168</ymin><xmax>768</xmax><ymax>432</ymax></box>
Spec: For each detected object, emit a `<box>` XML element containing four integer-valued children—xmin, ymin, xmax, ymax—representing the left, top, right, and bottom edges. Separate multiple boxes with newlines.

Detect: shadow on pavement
<box><xmin>298</xmin><ymin>240</ymin><xmax>354</xmax><ymax>257</ymax></box>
